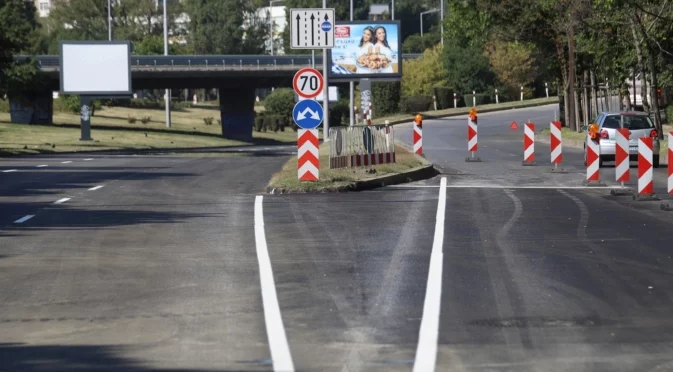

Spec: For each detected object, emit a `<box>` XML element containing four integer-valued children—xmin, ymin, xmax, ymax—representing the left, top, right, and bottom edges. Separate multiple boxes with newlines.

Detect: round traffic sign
<box><xmin>321</xmin><ymin>21</ymin><xmax>332</xmax><ymax>32</ymax></box>
<box><xmin>293</xmin><ymin>68</ymin><xmax>324</xmax><ymax>99</ymax></box>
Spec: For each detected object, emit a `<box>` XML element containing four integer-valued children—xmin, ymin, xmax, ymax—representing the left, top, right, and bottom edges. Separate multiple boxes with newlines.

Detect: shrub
<box><xmin>433</xmin><ymin>87</ymin><xmax>464</xmax><ymax>109</ymax></box>
<box><xmin>264</xmin><ymin>88</ymin><xmax>295</xmax><ymax>116</ymax></box>
<box><xmin>666</xmin><ymin>105</ymin><xmax>673</xmax><ymax>125</ymax></box>
<box><xmin>0</xmin><ymin>99</ymin><xmax>9</xmax><ymax>113</ymax></box>
<box><xmin>400</xmin><ymin>96</ymin><xmax>433</xmax><ymax>113</ymax></box>
<box><xmin>127</xmin><ymin>115</ymin><xmax>137</xmax><ymax>123</ymax></box>
<box><xmin>203</xmin><ymin>117</ymin><xmax>214</xmax><ymax>125</ymax></box>
<box><xmin>329</xmin><ymin>99</ymin><xmax>349</xmax><ymax>126</ymax></box>
<box><xmin>264</xmin><ymin>115</ymin><xmax>280</xmax><ymax>132</ymax></box>
<box><xmin>254</xmin><ymin>113</ymin><xmax>265</xmax><ymax>132</ymax></box>
<box><xmin>462</xmin><ymin>93</ymin><xmax>492</xmax><ymax>106</ymax></box>
<box><xmin>54</xmin><ymin>95</ymin><xmax>82</xmax><ymax>113</ymax></box>
<box><xmin>140</xmin><ymin>116</ymin><xmax>151</xmax><ymax>124</ymax></box>
<box><xmin>372</xmin><ymin>82</ymin><xmax>401</xmax><ymax>115</ymax></box>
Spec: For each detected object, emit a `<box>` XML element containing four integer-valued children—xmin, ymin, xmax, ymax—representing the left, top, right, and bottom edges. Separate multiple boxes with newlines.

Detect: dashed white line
<box><xmin>413</xmin><ymin>176</ymin><xmax>447</xmax><ymax>372</ymax></box>
<box><xmin>13</xmin><ymin>215</ymin><xmax>35</xmax><ymax>224</ymax></box>
<box><xmin>61</xmin><ymin>161</ymin><xmax>72</xmax><ymax>164</ymax></box>
<box><xmin>88</xmin><ymin>185</ymin><xmax>104</xmax><ymax>191</ymax></box>
<box><xmin>254</xmin><ymin>195</ymin><xmax>295</xmax><ymax>372</ymax></box>
<box><xmin>54</xmin><ymin>198</ymin><xmax>71</xmax><ymax>204</ymax></box>
<box><xmin>83</xmin><ymin>158</ymin><xmax>94</xmax><ymax>161</ymax></box>
<box><xmin>2</xmin><ymin>169</ymin><xmax>17</xmax><ymax>173</ymax></box>
<box><xmin>36</xmin><ymin>165</ymin><xmax>48</xmax><ymax>168</ymax></box>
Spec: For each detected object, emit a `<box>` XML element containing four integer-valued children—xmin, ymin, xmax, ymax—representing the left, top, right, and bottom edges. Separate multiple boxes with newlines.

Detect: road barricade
<box><xmin>638</xmin><ymin>137</ymin><xmax>654</xmax><ymax>197</ymax></box>
<box><xmin>328</xmin><ymin>125</ymin><xmax>396</xmax><ymax>169</ymax></box>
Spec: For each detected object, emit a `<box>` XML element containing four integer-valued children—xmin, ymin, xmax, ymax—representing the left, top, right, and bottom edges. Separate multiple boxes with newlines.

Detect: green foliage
<box><xmin>55</xmin><ymin>95</ymin><xmax>82</xmax><ymax>113</ymax></box>
<box><xmin>402</xmin><ymin>32</ymin><xmax>440</xmax><ymax>53</ymax></box>
<box><xmin>185</xmin><ymin>0</ymin><xmax>244</xmax><ymax>54</ymax></box>
<box><xmin>203</xmin><ymin>117</ymin><xmax>214</xmax><ymax>125</ymax></box>
<box><xmin>264</xmin><ymin>88</ymin><xmax>295</xmax><ymax>117</ymax></box>
<box><xmin>133</xmin><ymin>35</ymin><xmax>185</xmax><ymax>55</ymax></box>
<box><xmin>667</xmin><ymin>105</ymin><xmax>673</xmax><ymax>125</ymax></box>
<box><xmin>101</xmin><ymin>98</ymin><xmax>190</xmax><ymax>110</ymax></box>
<box><xmin>329</xmin><ymin>99</ymin><xmax>350</xmax><ymax>127</ymax></box>
<box><xmin>443</xmin><ymin>37</ymin><xmax>495</xmax><ymax>95</ymax></box>
<box><xmin>0</xmin><ymin>0</ymin><xmax>42</xmax><ymax>96</ymax></box>
<box><xmin>433</xmin><ymin>87</ymin><xmax>463</xmax><ymax>109</ymax></box>
<box><xmin>486</xmin><ymin>39</ymin><xmax>538</xmax><ymax>98</ymax></box>
<box><xmin>444</xmin><ymin>0</ymin><xmax>491</xmax><ymax>48</ymax></box>
<box><xmin>0</xmin><ymin>99</ymin><xmax>8</xmax><ymax>112</ymax></box>
<box><xmin>462</xmin><ymin>93</ymin><xmax>492</xmax><ymax>106</ymax></box>
<box><xmin>402</xmin><ymin>45</ymin><xmax>448</xmax><ymax>97</ymax></box>
<box><xmin>400</xmin><ymin>95</ymin><xmax>433</xmax><ymax>113</ymax></box>
<box><xmin>254</xmin><ymin>112</ymin><xmax>265</xmax><ymax>132</ymax></box>
<box><xmin>372</xmin><ymin>82</ymin><xmax>401</xmax><ymax>116</ymax></box>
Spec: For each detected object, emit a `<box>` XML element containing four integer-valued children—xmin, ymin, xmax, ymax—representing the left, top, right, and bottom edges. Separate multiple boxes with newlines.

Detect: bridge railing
<box><xmin>16</xmin><ymin>54</ymin><xmax>422</xmax><ymax>71</ymax></box>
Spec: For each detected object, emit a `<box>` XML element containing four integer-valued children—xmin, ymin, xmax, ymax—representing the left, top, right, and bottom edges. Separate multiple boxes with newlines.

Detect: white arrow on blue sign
<box><xmin>293</xmin><ymin>99</ymin><xmax>324</xmax><ymax>129</ymax></box>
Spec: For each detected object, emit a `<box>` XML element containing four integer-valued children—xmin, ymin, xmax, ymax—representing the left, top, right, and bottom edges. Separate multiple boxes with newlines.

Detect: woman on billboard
<box><xmin>374</xmin><ymin>26</ymin><xmax>393</xmax><ymax>73</ymax></box>
<box><xmin>355</xmin><ymin>26</ymin><xmax>375</xmax><ymax>73</ymax></box>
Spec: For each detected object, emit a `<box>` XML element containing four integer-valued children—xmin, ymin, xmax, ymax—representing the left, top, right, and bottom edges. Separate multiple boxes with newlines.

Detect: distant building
<box><xmin>369</xmin><ymin>4</ymin><xmax>389</xmax><ymax>20</ymax></box>
<box><xmin>35</xmin><ymin>0</ymin><xmax>52</xmax><ymax>17</ymax></box>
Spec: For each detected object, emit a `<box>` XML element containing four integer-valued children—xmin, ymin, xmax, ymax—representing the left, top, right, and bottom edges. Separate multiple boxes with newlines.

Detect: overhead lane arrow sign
<box><xmin>290</xmin><ymin>8</ymin><xmax>335</xmax><ymax>49</ymax></box>
<box><xmin>310</xmin><ymin>14</ymin><xmax>315</xmax><ymax>46</ymax></box>
<box><xmin>295</xmin><ymin>13</ymin><xmax>301</xmax><ymax>46</ymax></box>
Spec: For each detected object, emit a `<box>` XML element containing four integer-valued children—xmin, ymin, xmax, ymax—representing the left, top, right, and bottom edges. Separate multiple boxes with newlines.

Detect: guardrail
<box><xmin>329</xmin><ymin>125</ymin><xmax>395</xmax><ymax>169</ymax></box>
<box><xmin>14</xmin><ymin>54</ymin><xmax>423</xmax><ymax>71</ymax></box>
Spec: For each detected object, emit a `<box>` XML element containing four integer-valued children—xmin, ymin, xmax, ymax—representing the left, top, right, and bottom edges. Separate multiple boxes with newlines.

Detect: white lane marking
<box><xmin>36</xmin><ymin>165</ymin><xmax>48</xmax><ymax>168</ymax></box>
<box><xmin>388</xmin><ymin>184</ymin><xmax>625</xmax><ymax>190</ymax></box>
<box><xmin>54</xmin><ymin>198</ymin><xmax>71</xmax><ymax>204</ymax></box>
<box><xmin>2</xmin><ymin>169</ymin><xmax>17</xmax><ymax>173</ymax></box>
<box><xmin>88</xmin><ymin>185</ymin><xmax>104</xmax><ymax>191</ymax></box>
<box><xmin>254</xmin><ymin>195</ymin><xmax>295</xmax><ymax>372</ymax></box>
<box><xmin>83</xmin><ymin>158</ymin><xmax>94</xmax><ymax>161</ymax></box>
<box><xmin>61</xmin><ymin>161</ymin><xmax>72</xmax><ymax>164</ymax></box>
<box><xmin>413</xmin><ymin>176</ymin><xmax>447</xmax><ymax>372</ymax></box>
<box><xmin>14</xmin><ymin>215</ymin><xmax>35</xmax><ymax>224</ymax></box>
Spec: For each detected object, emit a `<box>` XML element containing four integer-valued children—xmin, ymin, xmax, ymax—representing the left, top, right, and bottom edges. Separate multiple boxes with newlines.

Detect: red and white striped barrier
<box><xmin>668</xmin><ymin>132</ymin><xmax>673</xmax><ymax>194</ymax></box>
<box><xmin>413</xmin><ymin>125</ymin><xmax>422</xmax><ymax>155</ymax></box>
<box><xmin>615</xmin><ymin>128</ymin><xmax>630</xmax><ymax>184</ymax></box>
<box><xmin>638</xmin><ymin>137</ymin><xmax>654</xmax><ymax>195</ymax></box>
<box><xmin>298</xmin><ymin>129</ymin><xmax>319</xmax><ymax>181</ymax></box>
<box><xmin>523</xmin><ymin>122</ymin><xmax>535</xmax><ymax>164</ymax></box>
<box><xmin>468</xmin><ymin>118</ymin><xmax>478</xmax><ymax>153</ymax></box>
<box><xmin>352</xmin><ymin>152</ymin><xmax>396</xmax><ymax>167</ymax></box>
<box><xmin>550</xmin><ymin>121</ymin><xmax>562</xmax><ymax>165</ymax></box>
<box><xmin>586</xmin><ymin>135</ymin><xmax>600</xmax><ymax>182</ymax></box>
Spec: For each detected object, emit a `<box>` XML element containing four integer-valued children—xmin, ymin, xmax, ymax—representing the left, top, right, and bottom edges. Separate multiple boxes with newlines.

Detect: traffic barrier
<box><xmin>669</xmin><ymin>132</ymin><xmax>673</xmax><ymax>194</ymax></box>
<box><xmin>638</xmin><ymin>137</ymin><xmax>654</xmax><ymax>196</ymax></box>
<box><xmin>615</xmin><ymin>128</ymin><xmax>630</xmax><ymax>184</ymax></box>
<box><xmin>298</xmin><ymin>129</ymin><xmax>319</xmax><ymax>181</ymax></box>
<box><xmin>550</xmin><ymin>121</ymin><xmax>562</xmax><ymax>165</ymax></box>
<box><xmin>586</xmin><ymin>134</ymin><xmax>600</xmax><ymax>182</ymax></box>
<box><xmin>523</xmin><ymin>122</ymin><xmax>535</xmax><ymax>165</ymax></box>
<box><xmin>328</xmin><ymin>125</ymin><xmax>395</xmax><ymax>169</ymax></box>
<box><xmin>414</xmin><ymin>115</ymin><xmax>423</xmax><ymax>155</ymax></box>
<box><xmin>465</xmin><ymin>108</ymin><xmax>481</xmax><ymax>162</ymax></box>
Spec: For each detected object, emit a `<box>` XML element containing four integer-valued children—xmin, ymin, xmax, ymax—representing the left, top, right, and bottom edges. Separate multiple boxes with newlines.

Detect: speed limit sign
<box><xmin>293</xmin><ymin>68</ymin><xmax>324</xmax><ymax>99</ymax></box>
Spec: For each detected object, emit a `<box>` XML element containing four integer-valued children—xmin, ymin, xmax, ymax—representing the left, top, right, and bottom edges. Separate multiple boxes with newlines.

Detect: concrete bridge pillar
<box><xmin>218</xmin><ymin>85</ymin><xmax>255</xmax><ymax>141</ymax></box>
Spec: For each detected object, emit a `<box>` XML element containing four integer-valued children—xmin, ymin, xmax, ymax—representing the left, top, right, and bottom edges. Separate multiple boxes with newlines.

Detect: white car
<box><xmin>584</xmin><ymin>112</ymin><xmax>661</xmax><ymax>168</ymax></box>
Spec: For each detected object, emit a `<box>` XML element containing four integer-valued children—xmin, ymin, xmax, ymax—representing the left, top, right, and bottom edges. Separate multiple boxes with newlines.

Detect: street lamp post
<box><xmin>269</xmin><ymin>0</ymin><xmax>283</xmax><ymax>55</ymax></box>
<box><xmin>420</xmin><ymin>9</ymin><xmax>439</xmax><ymax>38</ymax></box>
<box><xmin>107</xmin><ymin>0</ymin><xmax>112</xmax><ymax>41</ymax></box>
<box><xmin>391</xmin><ymin>0</ymin><xmax>394</xmax><ymax>20</ymax></box>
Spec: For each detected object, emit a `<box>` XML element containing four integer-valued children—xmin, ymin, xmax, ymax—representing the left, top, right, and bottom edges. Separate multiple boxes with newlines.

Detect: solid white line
<box><xmin>61</xmin><ymin>161</ymin><xmax>72</xmax><ymax>164</ymax></box>
<box><xmin>83</xmin><ymin>158</ymin><xmax>94</xmax><ymax>161</ymax></box>
<box><xmin>36</xmin><ymin>165</ymin><xmax>48</xmax><ymax>168</ymax></box>
<box><xmin>2</xmin><ymin>169</ymin><xmax>17</xmax><ymax>173</ymax></box>
<box><xmin>54</xmin><ymin>198</ymin><xmax>71</xmax><ymax>204</ymax></box>
<box><xmin>254</xmin><ymin>195</ymin><xmax>295</xmax><ymax>372</ymax></box>
<box><xmin>13</xmin><ymin>215</ymin><xmax>35</xmax><ymax>224</ymax></box>
<box><xmin>88</xmin><ymin>185</ymin><xmax>104</xmax><ymax>191</ymax></box>
<box><xmin>413</xmin><ymin>176</ymin><xmax>447</xmax><ymax>372</ymax></box>
<box><xmin>388</xmin><ymin>184</ymin><xmax>625</xmax><ymax>190</ymax></box>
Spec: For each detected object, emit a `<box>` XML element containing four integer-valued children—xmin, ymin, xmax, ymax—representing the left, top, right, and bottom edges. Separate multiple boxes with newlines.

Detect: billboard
<box><xmin>328</xmin><ymin>21</ymin><xmax>401</xmax><ymax>81</ymax></box>
<box><xmin>60</xmin><ymin>41</ymin><xmax>132</xmax><ymax>96</ymax></box>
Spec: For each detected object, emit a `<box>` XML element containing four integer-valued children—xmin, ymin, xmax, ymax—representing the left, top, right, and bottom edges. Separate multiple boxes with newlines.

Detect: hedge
<box><xmin>372</xmin><ymin>82</ymin><xmax>401</xmax><ymax>116</ymax></box>
<box><xmin>264</xmin><ymin>88</ymin><xmax>295</xmax><ymax>117</ymax></box>
<box><xmin>400</xmin><ymin>95</ymin><xmax>433</xmax><ymax>113</ymax></box>
<box><xmin>0</xmin><ymin>99</ymin><xmax>9</xmax><ymax>113</ymax></box>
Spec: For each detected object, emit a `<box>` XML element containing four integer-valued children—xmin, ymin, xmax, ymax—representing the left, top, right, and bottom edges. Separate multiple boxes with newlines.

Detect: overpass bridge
<box><xmin>10</xmin><ymin>54</ymin><xmax>420</xmax><ymax>139</ymax></box>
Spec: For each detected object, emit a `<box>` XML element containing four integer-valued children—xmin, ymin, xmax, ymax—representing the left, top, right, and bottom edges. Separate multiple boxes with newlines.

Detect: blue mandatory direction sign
<box><xmin>321</xmin><ymin>21</ymin><xmax>332</xmax><ymax>32</ymax></box>
<box><xmin>293</xmin><ymin>99</ymin><xmax>324</xmax><ymax>129</ymax></box>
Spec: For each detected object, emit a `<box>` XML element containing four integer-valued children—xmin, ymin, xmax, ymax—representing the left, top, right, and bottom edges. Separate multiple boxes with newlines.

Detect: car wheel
<box><xmin>653</xmin><ymin>155</ymin><xmax>660</xmax><ymax>168</ymax></box>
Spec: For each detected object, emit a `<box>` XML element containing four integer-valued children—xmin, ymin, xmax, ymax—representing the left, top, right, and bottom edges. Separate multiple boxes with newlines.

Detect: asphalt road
<box><xmin>2</xmin><ymin>107</ymin><xmax>673</xmax><ymax>372</ymax></box>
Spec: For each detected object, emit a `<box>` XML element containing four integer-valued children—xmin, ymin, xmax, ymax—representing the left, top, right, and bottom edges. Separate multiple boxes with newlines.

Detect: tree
<box><xmin>485</xmin><ymin>39</ymin><xmax>538</xmax><ymax>99</ymax></box>
<box><xmin>0</xmin><ymin>0</ymin><xmax>43</xmax><ymax>97</ymax></box>
<box><xmin>401</xmin><ymin>45</ymin><xmax>447</xmax><ymax>96</ymax></box>
<box><xmin>185</xmin><ymin>0</ymin><xmax>244</xmax><ymax>54</ymax></box>
<box><xmin>402</xmin><ymin>31</ymin><xmax>440</xmax><ymax>53</ymax></box>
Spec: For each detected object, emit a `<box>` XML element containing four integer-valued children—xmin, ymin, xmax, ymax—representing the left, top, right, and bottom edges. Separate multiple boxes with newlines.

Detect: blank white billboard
<box><xmin>60</xmin><ymin>41</ymin><xmax>131</xmax><ymax>95</ymax></box>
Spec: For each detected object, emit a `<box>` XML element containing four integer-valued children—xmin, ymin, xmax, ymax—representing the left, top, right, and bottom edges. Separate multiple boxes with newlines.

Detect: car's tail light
<box><xmin>650</xmin><ymin>130</ymin><xmax>658</xmax><ymax>138</ymax></box>
<box><xmin>600</xmin><ymin>129</ymin><xmax>609</xmax><ymax>139</ymax></box>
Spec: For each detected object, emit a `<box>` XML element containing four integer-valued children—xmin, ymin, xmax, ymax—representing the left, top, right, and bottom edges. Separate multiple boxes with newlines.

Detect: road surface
<box><xmin>2</xmin><ymin>108</ymin><xmax>673</xmax><ymax>371</ymax></box>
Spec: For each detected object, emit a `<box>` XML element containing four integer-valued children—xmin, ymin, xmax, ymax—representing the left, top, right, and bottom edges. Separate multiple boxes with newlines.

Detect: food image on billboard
<box><xmin>329</xmin><ymin>21</ymin><xmax>401</xmax><ymax>80</ymax></box>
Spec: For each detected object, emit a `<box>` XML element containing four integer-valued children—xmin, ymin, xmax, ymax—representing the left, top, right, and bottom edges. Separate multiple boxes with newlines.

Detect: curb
<box><xmin>0</xmin><ymin>144</ymin><xmax>297</xmax><ymax>158</ymax></box>
<box><xmin>372</xmin><ymin>98</ymin><xmax>559</xmax><ymax>126</ymax></box>
<box><xmin>266</xmin><ymin>163</ymin><xmax>439</xmax><ymax>194</ymax></box>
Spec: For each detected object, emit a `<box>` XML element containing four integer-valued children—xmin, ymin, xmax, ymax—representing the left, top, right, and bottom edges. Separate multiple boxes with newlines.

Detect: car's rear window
<box><xmin>603</xmin><ymin>115</ymin><xmax>654</xmax><ymax>130</ymax></box>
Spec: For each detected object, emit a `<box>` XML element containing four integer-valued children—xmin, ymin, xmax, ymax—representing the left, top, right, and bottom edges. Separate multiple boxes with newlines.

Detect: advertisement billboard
<box><xmin>60</xmin><ymin>41</ymin><xmax>132</xmax><ymax>96</ymax></box>
<box><xmin>328</xmin><ymin>21</ymin><xmax>401</xmax><ymax>81</ymax></box>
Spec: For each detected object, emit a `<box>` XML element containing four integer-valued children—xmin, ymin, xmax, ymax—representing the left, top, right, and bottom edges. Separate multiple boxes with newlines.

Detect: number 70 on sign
<box><xmin>293</xmin><ymin>68</ymin><xmax>324</xmax><ymax>99</ymax></box>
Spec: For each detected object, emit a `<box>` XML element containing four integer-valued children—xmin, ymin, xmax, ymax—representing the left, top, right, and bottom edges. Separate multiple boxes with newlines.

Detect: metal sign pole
<box><xmin>349</xmin><ymin>0</ymin><xmax>354</xmax><ymax>127</ymax></box>
<box><xmin>322</xmin><ymin>0</ymin><xmax>329</xmax><ymax>141</ymax></box>
<box><xmin>163</xmin><ymin>0</ymin><xmax>171</xmax><ymax>128</ymax></box>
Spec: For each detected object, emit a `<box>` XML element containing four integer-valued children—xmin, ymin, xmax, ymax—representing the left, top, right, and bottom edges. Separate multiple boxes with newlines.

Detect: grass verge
<box><xmin>267</xmin><ymin>144</ymin><xmax>428</xmax><ymax>193</ymax></box>
<box><xmin>372</xmin><ymin>97</ymin><xmax>560</xmax><ymax>125</ymax></box>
